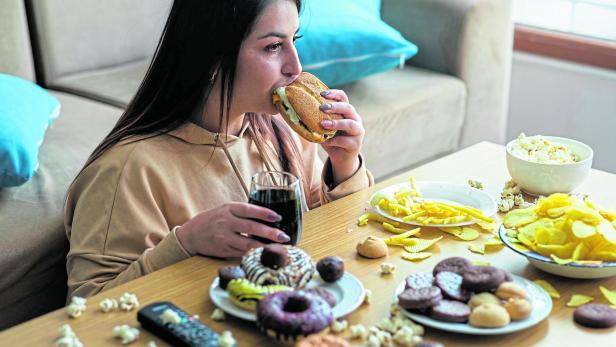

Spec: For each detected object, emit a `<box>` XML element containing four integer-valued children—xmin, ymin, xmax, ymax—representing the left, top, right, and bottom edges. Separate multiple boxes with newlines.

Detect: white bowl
<box><xmin>506</xmin><ymin>136</ymin><xmax>593</xmax><ymax>196</ymax></box>
<box><xmin>499</xmin><ymin>225</ymin><xmax>616</xmax><ymax>279</ymax></box>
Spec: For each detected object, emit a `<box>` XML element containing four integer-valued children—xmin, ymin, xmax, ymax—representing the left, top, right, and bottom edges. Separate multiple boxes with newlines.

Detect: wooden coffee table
<box><xmin>1</xmin><ymin>142</ymin><xmax>614</xmax><ymax>346</ymax></box>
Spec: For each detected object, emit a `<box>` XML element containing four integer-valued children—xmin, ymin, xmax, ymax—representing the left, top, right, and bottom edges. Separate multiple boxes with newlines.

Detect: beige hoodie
<box><xmin>64</xmin><ymin>120</ymin><xmax>373</xmax><ymax>299</ymax></box>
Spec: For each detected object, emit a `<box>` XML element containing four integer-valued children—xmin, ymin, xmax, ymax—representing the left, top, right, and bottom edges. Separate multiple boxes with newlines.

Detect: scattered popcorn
<box><xmin>118</xmin><ymin>292</ymin><xmax>140</xmax><ymax>312</ymax></box>
<box><xmin>211</xmin><ymin>308</ymin><xmax>225</xmax><ymax>321</ymax></box>
<box><xmin>99</xmin><ymin>298</ymin><xmax>119</xmax><ymax>313</ymax></box>
<box><xmin>218</xmin><ymin>331</ymin><xmax>236</xmax><ymax>347</ymax></box>
<box><xmin>55</xmin><ymin>324</ymin><xmax>83</xmax><ymax>347</ymax></box>
<box><xmin>393</xmin><ymin>326</ymin><xmax>421</xmax><ymax>347</ymax></box>
<box><xmin>380</xmin><ymin>262</ymin><xmax>396</xmax><ymax>274</ymax></box>
<box><xmin>331</xmin><ymin>319</ymin><xmax>348</xmax><ymax>333</ymax></box>
<box><xmin>112</xmin><ymin>325</ymin><xmax>140</xmax><ymax>345</ymax></box>
<box><xmin>510</xmin><ymin>133</ymin><xmax>577</xmax><ymax>164</ymax></box>
<box><xmin>363</xmin><ymin>289</ymin><xmax>372</xmax><ymax>305</ymax></box>
<box><xmin>160</xmin><ymin>308</ymin><xmax>182</xmax><ymax>325</ymax></box>
<box><xmin>347</xmin><ymin>228</ymin><xmax>354</xmax><ymax>233</ymax></box>
<box><xmin>145</xmin><ymin>342</ymin><xmax>157</xmax><ymax>347</ymax></box>
<box><xmin>514</xmin><ymin>194</ymin><xmax>525</xmax><ymax>206</ymax></box>
<box><xmin>467</xmin><ymin>179</ymin><xmax>484</xmax><ymax>190</ymax></box>
<box><xmin>498</xmin><ymin>197</ymin><xmax>515</xmax><ymax>212</ymax></box>
<box><xmin>192</xmin><ymin>314</ymin><xmax>200</xmax><ymax>320</ymax></box>
<box><xmin>67</xmin><ymin>297</ymin><xmax>87</xmax><ymax>318</ymax></box>
<box><xmin>350</xmin><ymin>324</ymin><xmax>368</xmax><ymax>340</ymax></box>
<box><xmin>366</xmin><ymin>334</ymin><xmax>381</xmax><ymax>347</ymax></box>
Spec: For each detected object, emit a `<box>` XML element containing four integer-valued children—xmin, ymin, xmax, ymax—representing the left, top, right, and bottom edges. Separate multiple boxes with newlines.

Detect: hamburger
<box><xmin>272</xmin><ymin>72</ymin><xmax>342</xmax><ymax>143</ymax></box>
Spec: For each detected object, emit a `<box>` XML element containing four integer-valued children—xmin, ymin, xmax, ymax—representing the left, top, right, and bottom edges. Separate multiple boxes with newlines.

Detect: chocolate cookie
<box><xmin>218</xmin><ymin>266</ymin><xmax>246</xmax><ymax>290</ymax></box>
<box><xmin>462</xmin><ymin>266</ymin><xmax>506</xmax><ymax>292</ymax></box>
<box><xmin>574</xmin><ymin>303</ymin><xmax>616</xmax><ymax>329</ymax></box>
<box><xmin>435</xmin><ymin>271</ymin><xmax>471</xmax><ymax>302</ymax></box>
<box><xmin>304</xmin><ymin>287</ymin><xmax>337</xmax><ymax>308</ymax></box>
<box><xmin>397</xmin><ymin>286</ymin><xmax>442</xmax><ymax>310</ymax></box>
<box><xmin>429</xmin><ymin>299</ymin><xmax>471</xmax><ymax>323</ymax></box>
<box><xmin>405</xmin><ymin>272</ymin><xmax>434</xmax><ymax>290</ymax></box>
<box><xmin>433</xmin><ymin>257</ymin><xmax>472</xmax><ymax>276</ymax></box>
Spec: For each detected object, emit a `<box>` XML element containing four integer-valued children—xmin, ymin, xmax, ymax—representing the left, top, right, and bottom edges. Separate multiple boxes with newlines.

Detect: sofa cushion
<box><xmin>54</xmin><ymin>60</ymin><xmax>149</xmax><ymax>108</ymax></box>
<box><xmin>0</xmin><ymin>74</ymin><xmax>61</xmax><ymax>187</ymax></box>
<box><xmin>0</xmin><ymin>0</ymin><xmax>35</xmax><ymax>81</ymax></box>
<box><xmin>27</xmin><ymin>0</ymin><xmax>170</xmax><ymax>86</ymax></box>
<box><xmin>297</xmin><ymin>0</ymin><xmax>418</xmax><ymax>87</ymax></box>
<box><xmin>0</xmin><ymin>92</ymin><xmax>122</xmax><ymax>330</ymax></box>
<box><xmin>344</xmin><ymin>66</ymin><xmax>466</xmax><ymax>180</ymax></box>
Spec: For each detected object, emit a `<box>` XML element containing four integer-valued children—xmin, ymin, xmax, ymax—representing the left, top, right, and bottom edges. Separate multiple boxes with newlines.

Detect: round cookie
<box><xmin>462</xmin><ymin>266</ymin><xmax>506</xmax><ymax>292</ymax></box>
<box><xmin>356</xmin><ymin>236</ymin><xmax>388</xmax><ymax>258</ymax></box>
<box><xmin>573</xmin><ymin>303</ymin><xmax>616</xmax><ymax>329</ymax></box>
<box><xmin>405</xmin><ymin>272</ymin><xmax>434</xmax><ymax>290</ymax></box>
<box><xmin>496</xmin><ymin>281</ymin><xmax>528</xmax><ymax>300</ymax></box>
<box><xmin>316</xmin><ymin>256</ymin><xmax>344</xmax><ymax>282</ymax></box>
<box><xmin>435</xmin><ymin>271</ymin><xmax>471</xmax><ymax>302</ymax></box>
<box><xmin>433</xmin><ymin>257</ymin><xmax>472</xmax><ymax>276</ymax></box>
<box><xmin>429</xmin><ymin>299</ymin><xmax>471</xmax><ymax>323</ymax></box>
<box><xmin>504</xmin><ymin>298</ymin><xmax>533</xmax><ymax>321</ymax></box>
<box><xmin>397</xmin><ymin>286</ymin><xmax>443</xmax><ymax>310</ymax></box>
<box><xmin>218</xmin><ymin>266</ymin><xmax>246</xmax><ymax>290</ymax></box>
<box><xmin>468</xmin><ymin>292</ymin><xmax>501</xmax><ymax>310</ymax></box>
<box><xmin>469</xmin><ymin>303</ymin><xmax>511</xmax><ymax>328</ymax></box>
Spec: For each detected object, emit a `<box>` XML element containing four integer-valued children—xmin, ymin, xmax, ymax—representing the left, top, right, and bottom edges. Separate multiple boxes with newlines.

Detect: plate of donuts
<box><xmin>210</xmin><ymin>271</ymin><xmax>365</xmax><ymax>321</ymax></box>
<box><xmin>393</xmin><ymin>269</ymin><xmax>552</xmax><ymax>335</ymax></box>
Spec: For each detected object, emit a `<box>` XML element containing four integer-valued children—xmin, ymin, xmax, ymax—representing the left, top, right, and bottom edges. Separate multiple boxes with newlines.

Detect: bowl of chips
<box><xmin>506</xmin><ymin>134</ymin><xmax>593</xmax><ymax>196</ymax></box>
<box><xmin>499</xmin><ymin>193</ymin><xmax>616</xmax><ymax>279</ymax></box>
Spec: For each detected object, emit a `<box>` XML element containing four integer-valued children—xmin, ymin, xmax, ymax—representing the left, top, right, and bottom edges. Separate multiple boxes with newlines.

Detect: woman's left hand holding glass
<box><xmin>318</xmin><ymin>89</ymin><xmax>365</xmax><ymax>186</ymax></box>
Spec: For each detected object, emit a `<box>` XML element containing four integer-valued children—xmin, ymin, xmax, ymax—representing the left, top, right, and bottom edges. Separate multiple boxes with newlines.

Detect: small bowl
<box><xmin>506</xmin><ymin>136</ymin><xmax>593</xmax><ymax>196</ymax></box>
<box><xmin>499</xmin><ymin>225</ymin><xmax>616</xmax><ymax>279</ymax></box>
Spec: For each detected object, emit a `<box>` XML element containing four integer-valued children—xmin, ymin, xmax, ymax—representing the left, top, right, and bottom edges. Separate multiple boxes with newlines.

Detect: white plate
<box><xmin>370</xmin><ymin>181</ymin><xmax>497</xmax><ymax>227</ymax></box>
<box><xmin>394</xmin><ymin>274</ymin><xmax>552</xmax><ymax>335</ymax></box>
<box><xmin>210</xmin><ymin>272</ymin><xmax>365</xmax><ymax>321</ymax></box>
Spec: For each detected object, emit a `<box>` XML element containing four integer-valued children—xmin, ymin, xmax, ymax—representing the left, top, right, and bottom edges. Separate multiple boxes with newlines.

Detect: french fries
<box><xmin>371</xmin><ymin>176</ymin><xmax>493</xmax><ymax>225</ymax></box>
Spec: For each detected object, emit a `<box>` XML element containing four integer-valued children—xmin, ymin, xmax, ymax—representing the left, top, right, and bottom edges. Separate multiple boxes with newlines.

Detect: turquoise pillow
<box><xmin>0</xmin><ymin>74</ymin><xmax>60</xmax><ymax>187</ymax></box>
<box><xmin>296</xmin><ymin>0</ymin><xmax>418</xmax><ymax>87</ymax></box>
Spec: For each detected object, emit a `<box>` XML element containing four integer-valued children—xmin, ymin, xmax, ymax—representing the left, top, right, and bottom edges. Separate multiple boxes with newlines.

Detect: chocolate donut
<box><xmin>242</xmin><ymin>246</ymin><xmax>315</xmax><ymax>289</ymax></box>
<box><xmin>316</xmin><ymin>256</ymin><xmax>344</xmax><ymax>282</ymax></box>
<box><xmin>462</xmin><ymin>266</ymin><xmax>506</xmax><ymax>292</ymax></box>
<box><xmin>435</xmin><ymin>271</ymin><xmax>471</xmax><ymax>302</ymax></box>
<box><xmin>218</xmin><ymin>266</ymin><xmax>246</xmax><ymax>290</ymax></box>
<box><xmin>397</xmin><ymin>286</ymin><xmax>442</xmax><ymax>310</ymax></box>
<box><xmin>257</xmin><ymin>290</ymin><xmax>333</xmax><ymax>340</ymax></box>
<box><xmin>433</xmin><ymin>257</ymin><xmax>472</xmax><ymax>276</ymax></box>
<box><xmin>304</xmin><ymin>288</ymin><xmax>337</xmax><ymax>307</ymax></box>
<box><xmin>261</xmin><ymin>244</ymin><xmax>290</xmax><ymax>269</ymax></box>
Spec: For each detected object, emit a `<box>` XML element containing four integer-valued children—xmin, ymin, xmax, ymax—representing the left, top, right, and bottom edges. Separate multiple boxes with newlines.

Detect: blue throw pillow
<box><xmin>296</xmin><ymin>0</ymin><xmax>418</xmax><ymax>87</ymax></box>
<box><xmin>0</xmin><ymin>74</ymin><xmax>60</xmax><ymax>187</ymax></box>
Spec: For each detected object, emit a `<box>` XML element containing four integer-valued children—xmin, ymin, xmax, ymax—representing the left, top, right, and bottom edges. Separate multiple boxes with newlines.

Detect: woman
<box><xmin>64</xmin><ymin>0</ymin><xmax>373</xmax><ymax>299</ymax></box>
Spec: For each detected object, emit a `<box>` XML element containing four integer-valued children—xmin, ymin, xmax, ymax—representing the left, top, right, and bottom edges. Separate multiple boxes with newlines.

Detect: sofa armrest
<box><xmin>382</xmin><ymin>0</ymin><xmax>514</xmax><ymax>147</ymax></box>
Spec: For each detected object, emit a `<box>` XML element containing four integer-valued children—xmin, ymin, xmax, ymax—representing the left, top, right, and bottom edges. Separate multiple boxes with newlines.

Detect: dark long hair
<box><xmin>76</xmin><ymin>0</ymin><xmax>310</xmax><ymax>200</ymax></box>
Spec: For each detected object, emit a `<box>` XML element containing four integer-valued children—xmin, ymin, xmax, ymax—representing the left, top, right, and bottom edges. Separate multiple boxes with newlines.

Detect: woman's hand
<box><xmin>175</xmin><ymin>202</ymin><xmax>290</xmax><ymax>258</ymax></box>
<box><xmin>319</xmin><ymin>89</ymin><xmax>365</xmax><ymax>186</ymax></box>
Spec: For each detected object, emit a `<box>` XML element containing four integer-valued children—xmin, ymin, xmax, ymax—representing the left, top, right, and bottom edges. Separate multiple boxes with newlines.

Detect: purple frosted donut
<box><xmin>257</xmin><ymin>290</ymin><xmax>333</xmax><ymax>340</ymax></box>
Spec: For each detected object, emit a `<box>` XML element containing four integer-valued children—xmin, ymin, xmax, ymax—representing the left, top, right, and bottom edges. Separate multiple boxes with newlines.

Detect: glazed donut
<box><xmin>242</xmin><ymin>245</ymin><xmax>315</xmax><ymax>289</ymax></box>
<box><xmin>257</xmin><ymin>290</ymin><xmax>333</xmax><ymax>340</ymax></box>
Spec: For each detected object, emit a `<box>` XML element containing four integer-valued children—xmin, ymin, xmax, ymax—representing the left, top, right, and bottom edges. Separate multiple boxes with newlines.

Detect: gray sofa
<box><xmin>0</xmin><ymin>0</ymin><xmax>512</xmax><ymax>329</ymax></box>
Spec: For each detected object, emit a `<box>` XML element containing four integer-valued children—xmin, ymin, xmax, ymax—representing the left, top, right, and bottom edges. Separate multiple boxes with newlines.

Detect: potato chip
<box><xmin>401</xmin><ymin>252</ymin><xmax>432</xmax><ymax>261</ymax></box>
<box><xmin>599</xmin><ymin>286</ymin><xmax>616</xmax><ymax>306</ymax></box>
<box><xmin>438</xmin><ymin>227</ymin><xmax>480</xmax><ymax>241</ymax></box>
<box><xmin>535</xmin><ymin>242</ymin><xmax>577</xmax><ymax>259</ymax></box>
<box><xmin>472</xmin><ymin>260</ymin><xmax>491</xmax><ymax>266</ymax></box>
<box><xmin>468</xmin><ymin>243</ymin><xmax>485</xmax><ymax>255</ymax></box>
<box><xmin>357</xmin><ymin>213</ymin><xmax>400</xmax><ymax>227</ymax></box>
<box><xmin>534</xmin><ymin>279</ymin><xmax>560</xmax><ymax>299</ymax></box>
<box><xmin>503</xmin><ymin>208</ymin><xmax>539</xmax><ymax>228</ymax></box>
<box><xmin>382</xmin><ymin>222</ymin><xmax>409</xmax><ymax>234</ymax></box>
<box><xmin>566</xmin><ymin>294</ymin><xmax>594</xmax><ymax>307</ymax></box>
<box><xmin>550</xmin><ymin>254</ymin><xmax>573</xmax><ymax>265</ymax></box>
<box><xmin>403</xmin><ymin>236</ymin><xmax>443</xmax><ymax>253</ymax></box>
<box><xmin>476</xmin><ymin>221</ymin><xmax>497</xmax><ymax>233</ymax></box>
<box><xmin>388</xmin><ymin>227</ymin><xmax>421</xmax><ymax>240</ymax></box>
<box><xmin>571</xmin><ymin>220</ymin><xmax>597</xmax><ymax>239</ymax></box>
<box><xmin>484</xmin><ymin>238</ymin><xmax>504</xmax><ymax>252</ymax></box>
<box><xmin>572</xmin><ymin>242</ymin><xmax>589</xmax><ymax>260</ymax></box>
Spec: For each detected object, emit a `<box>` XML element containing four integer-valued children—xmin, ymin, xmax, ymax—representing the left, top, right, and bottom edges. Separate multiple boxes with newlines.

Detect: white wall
<box><xmin>507</xmin><ymin>51</ymin><xmax>616</xmax><ymax>173</ymax></box>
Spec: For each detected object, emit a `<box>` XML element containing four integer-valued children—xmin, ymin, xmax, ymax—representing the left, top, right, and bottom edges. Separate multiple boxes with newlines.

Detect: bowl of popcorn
<box><xmin>506</xmin><ymin>134</ymin><xmax>593</xmax><ymax>196</ymax></box>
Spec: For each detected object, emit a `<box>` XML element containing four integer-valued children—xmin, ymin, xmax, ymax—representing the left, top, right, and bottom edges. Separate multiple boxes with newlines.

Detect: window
<box><xmin>514</xmin><ymin>0</ymin><xmax>616</xmax><ymax>42</ymax></box>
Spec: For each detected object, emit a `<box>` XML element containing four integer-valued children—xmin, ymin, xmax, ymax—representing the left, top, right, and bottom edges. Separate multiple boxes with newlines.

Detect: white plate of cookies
<box><xmin>394</xmin><ymin>274</ymin><xmax>552</xmax><ymax>335</ymax></box>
